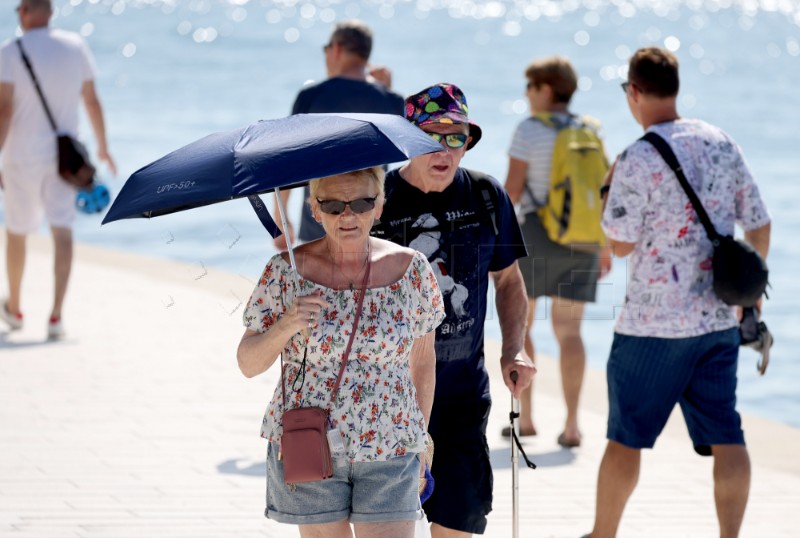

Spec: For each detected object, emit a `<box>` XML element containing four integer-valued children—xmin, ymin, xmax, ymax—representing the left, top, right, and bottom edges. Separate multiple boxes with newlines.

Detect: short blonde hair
<box><xmin>309</xmin><ymin>166</ymin><xmax>385</xmax><ymax>205</ymax></box>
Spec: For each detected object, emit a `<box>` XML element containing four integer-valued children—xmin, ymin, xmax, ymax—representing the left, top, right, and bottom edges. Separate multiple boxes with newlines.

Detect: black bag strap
<box><xmin>16</xmin><ymin>39</ymin><xmax>58</xmax><ymax>133</ymax></box>
<box><xmin>641</xmin><ymin>132</ymin><xmax>721</xmax><ymax>243</ymax></box>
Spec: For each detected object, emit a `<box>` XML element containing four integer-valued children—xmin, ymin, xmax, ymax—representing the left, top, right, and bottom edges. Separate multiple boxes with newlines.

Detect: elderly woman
<box><xmin>237</xmin><ymin>166</ymin><xmax>445</xmax><ymax>538</ymax></box>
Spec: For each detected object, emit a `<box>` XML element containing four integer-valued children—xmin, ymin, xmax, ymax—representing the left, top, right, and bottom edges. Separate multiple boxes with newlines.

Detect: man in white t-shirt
<box><xmin>0</xmin><ymin>0</ymin><xmax>116</xmax><ymax>338</ymax></box>
<box><xmin>583</xmin><ymin>47</ymin><xmax>770</xmax><ymax>538</ymax></box>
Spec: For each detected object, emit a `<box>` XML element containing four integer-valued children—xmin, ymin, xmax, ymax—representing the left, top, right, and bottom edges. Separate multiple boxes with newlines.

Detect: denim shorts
<box><xmin>606</xmin><ymin>328</ymin><xmax>744</xmax><ymax>455</ymax></box>
<box><xmin>423</xmin><ymin>399</ymin><xmax>493</xmax><ymax>534</ymax></box>
<box><xmin>265</xmin><ymin>442</ymin><xmax>423</xmax><ymax>525</ymax></box>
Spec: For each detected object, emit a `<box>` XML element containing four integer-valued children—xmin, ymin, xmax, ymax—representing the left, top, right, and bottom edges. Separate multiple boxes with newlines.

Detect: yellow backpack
<box><xmin>533</xmin><ymin>113</ymin><xmax>609</xmax><ymax>248</ymax></box>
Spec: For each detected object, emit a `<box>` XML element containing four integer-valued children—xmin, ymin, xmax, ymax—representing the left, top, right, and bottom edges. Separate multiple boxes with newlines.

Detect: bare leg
<box><xmin>51</xmin><ymin>226</ymin><xmax>73</xmax><ymax>319</ymax></box>
<box><xmin>431</xmin><ymin>523</ymin><xmax>471</xmax><ymax>538</ymax></box>
<box><xmin>299</xmin><ymin>519</ymin><xmax>353</xmax><ymax>538</ymax></box>
<box><xmin>354</xmin><ymin>520</ymin><xmax>414</xmax><ymax>538</ymax></box>
<box><xmin>590</xmin><ymin>441</ymin><xmax>640</xmax><ymax>538</ymax></box>
<box><xmin>5</xmin><ymin>231</ymin><xmax>26</xmax><ymax>314</ymax></box>
<box><xmin>712</xmin><ymin>444</ymin><xmax>750</xmax><ymax>538</ymax></box>
<box><xmin>551</xmin><ymin>296</ymin><xmax>586</xmax><ymax>444</ymax></box>
<box><xmin>516</xmin><ymin>297</ymin><xmax>537</xmax><ymax>435</ymax></box>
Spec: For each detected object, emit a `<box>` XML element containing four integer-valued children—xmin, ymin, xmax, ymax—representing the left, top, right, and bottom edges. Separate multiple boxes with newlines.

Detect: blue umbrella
<box><xmin>102</xmin><ymin>113</ymin><xmax>443</xmax><ymax>228</ymax></box>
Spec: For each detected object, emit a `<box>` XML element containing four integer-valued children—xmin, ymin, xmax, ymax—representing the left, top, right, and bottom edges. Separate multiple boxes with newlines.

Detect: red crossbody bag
<box><xmin>279</xmin><ymin>261</ymin><xmax>370</xmax><ymax>484</ymax></box>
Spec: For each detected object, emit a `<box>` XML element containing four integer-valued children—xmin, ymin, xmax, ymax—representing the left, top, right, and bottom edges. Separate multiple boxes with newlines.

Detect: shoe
<box><xmin>1</xmin><ymin>301</ymin><xmax>24</xmax><ymax>330</ymax></box>
<box><xmin>557</xmin><ymin>432</ymin><xmax>581</xmax><ymax>448</ymax></box>
<box><xmin>47</xmin><ymin>316</ymin><xmax>65</xmax><ymax>340</ymax></box>
<box><xmin>501</xmin><ymin>425</ymin><xmax>537</xmax><ymax>438</ymax></box>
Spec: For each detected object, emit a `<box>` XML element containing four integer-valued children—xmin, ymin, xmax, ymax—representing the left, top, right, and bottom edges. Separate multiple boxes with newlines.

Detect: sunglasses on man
<box><xmin>316</xmin><ymin>197</ymin><xmax>377</xmax><ymax>215</ymax></box>
<box><xmin>426</xmin><ymin>132</ymin><xmax>468</xmax><ymax>149</ymax></box>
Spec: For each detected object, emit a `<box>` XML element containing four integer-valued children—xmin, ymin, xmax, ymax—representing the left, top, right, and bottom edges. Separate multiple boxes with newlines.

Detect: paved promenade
<box><xmin>1</xmin><ymin>233</ymin><xmax>799</xmax><ymax>537</ymax></box>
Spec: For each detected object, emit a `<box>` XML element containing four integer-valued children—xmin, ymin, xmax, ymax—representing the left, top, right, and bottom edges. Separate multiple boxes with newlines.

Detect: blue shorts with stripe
<box><xmin>606</xmin><ymin>328</ymin><xmax>743</xmax><ymax>456</ymax></box>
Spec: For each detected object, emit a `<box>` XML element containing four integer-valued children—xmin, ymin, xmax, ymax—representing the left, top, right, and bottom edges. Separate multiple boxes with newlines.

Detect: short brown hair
<box><xmin>329</xmin><ymin>20</ymin><xmax>372</xmax><ymax>60</ymax></box>
<box><xmin>628</xmin><ymin>47</ymin><xmax>680</xmax><ymax>98</ymax></box>
<box><xmin>525</xmin><ymin>56</ymin><xmax>578</xmax><ymax>104</ymax></box>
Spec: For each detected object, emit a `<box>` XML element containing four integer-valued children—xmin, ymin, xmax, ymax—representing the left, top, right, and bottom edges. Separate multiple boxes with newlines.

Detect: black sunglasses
<box><xmin>316</xmin><ymin>197</ymin><xmax>377</xmax><ymax>215</ymax></box>
<box><xmin>426</xmin><ymin>132</ymin><xmax>468</xmax><ymax>149</ymax></box>
<box><xmin>621</xmin><ymin>81</ymin><xmax>631</xmax><ymax>93</ymax></box>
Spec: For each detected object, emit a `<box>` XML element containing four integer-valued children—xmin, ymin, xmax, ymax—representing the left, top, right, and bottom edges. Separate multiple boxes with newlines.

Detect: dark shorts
<box><xmin>517</xmin><ymin>212</ymin><xmax>599</xmax><ymax>302</ymax></box>
<box><xmin>606</xmin><ymin>328</ymin><xmax>744</xmax><ymax>456</ymax></box>
<box><xmin>423</xmin><ymin>399</ymin><xmax>493</xmax><ymax>534</ymax></box>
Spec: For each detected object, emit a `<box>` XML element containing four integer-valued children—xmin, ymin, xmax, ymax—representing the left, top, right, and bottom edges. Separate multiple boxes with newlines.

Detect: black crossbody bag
<box><xmin>17</xmin><ymin>39</ymin><xmax>96</xmax><ymax>190</ymax></box>
<box><xmin>641</xmin><ymin>132</ymin><xmax>768</xmax><ymax>307</ymax></box>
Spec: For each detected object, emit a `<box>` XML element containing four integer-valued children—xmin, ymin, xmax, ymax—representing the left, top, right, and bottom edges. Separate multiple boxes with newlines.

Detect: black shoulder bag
<box><xmin>17</xmin><ymin>39</ymin><xmax>96</xmax><ymax>190</ymax></box>
<box><xmin>641</xmin><ymin>132</ymin><xmax>768</xmax><ymax>307</ymax></box>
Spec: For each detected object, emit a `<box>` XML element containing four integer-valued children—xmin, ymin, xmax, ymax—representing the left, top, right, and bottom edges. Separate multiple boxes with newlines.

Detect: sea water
<box><xmin>1</xmin><ymin>0</ymin><xmax>798</xmax><ymax>427</ymax></box>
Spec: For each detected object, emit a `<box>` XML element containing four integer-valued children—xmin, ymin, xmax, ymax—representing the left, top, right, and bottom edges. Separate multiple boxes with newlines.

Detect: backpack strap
<box><xmin>463</xmin><ymin>169</ymin><xmax>500</xmax><ymax>237</ymax></box>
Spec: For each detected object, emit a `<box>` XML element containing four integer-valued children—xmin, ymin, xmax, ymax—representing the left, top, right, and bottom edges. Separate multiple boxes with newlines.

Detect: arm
<box><xmin>81</xmin><ymin>80</ymin><xmax>116</xmax><ymax>176</ymax></box>
<box><xmin>744</xmin><ymin>222</ymin><xmax>770</xmax><ymax>261</ymax></box>
<box><xmin>409</xmin><ymin>330</ymin><xmax>436</xmax><ymax>429</ymax></box>
<box><xmin>608</xmin><ymin>239</ymin><xmax>636</xmax><ymax>258</ymax></box>
<box><xmin>492</xmin><ymin>261</ymin><xmax>536</xmax><ymax>397</ymax></box>
<box><xmin>0</xmin><ymin>83</ymin><xmax>12</xmax><ymax>189</ymax></box>
<box><xmin>503</xmin><ymin>157</ymin><xmax>528</xmax><ymax>205</ymax></box>
<box><xmin>236</xmin><ymin>291</ymin><xmax>328</xmax><ymax>378</ymax></box>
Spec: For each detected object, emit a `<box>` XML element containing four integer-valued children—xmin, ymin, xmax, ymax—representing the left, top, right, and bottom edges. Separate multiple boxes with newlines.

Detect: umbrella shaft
<box><xmin>274</xmin><ymin>187</ymin><xmax>301</xmax><ymax>293</ymax></box>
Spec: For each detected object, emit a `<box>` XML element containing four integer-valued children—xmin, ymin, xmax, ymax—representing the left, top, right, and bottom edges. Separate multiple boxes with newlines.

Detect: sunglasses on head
<box><xmin>316</xmin><ymin>197</ymin><xmax>377</xmax><ymax>215</ymax></box>
<box><xmin>426</xmin><ymin>132</ymin><xmax>469</xmax><ymax>149</ymax></box>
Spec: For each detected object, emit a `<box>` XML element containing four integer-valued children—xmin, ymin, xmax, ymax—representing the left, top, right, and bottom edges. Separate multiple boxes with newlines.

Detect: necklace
<box><xmin>327</xmin><ymin>240</ymin><xmax>371</xmax><ymax>290</ymax></box>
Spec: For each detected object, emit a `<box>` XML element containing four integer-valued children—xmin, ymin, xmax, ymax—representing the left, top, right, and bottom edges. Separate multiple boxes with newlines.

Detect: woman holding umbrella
<box><xmin>237</xmin><ymin>166</ymin><xmax>445</xmax><ymax>538</ymax></box>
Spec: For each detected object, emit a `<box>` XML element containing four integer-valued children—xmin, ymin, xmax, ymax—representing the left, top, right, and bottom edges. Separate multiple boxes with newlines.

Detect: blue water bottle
<box><xmin>76</xmin><ymin>183</ymin><xmax>111</xmax><ymax>214</ymax></box>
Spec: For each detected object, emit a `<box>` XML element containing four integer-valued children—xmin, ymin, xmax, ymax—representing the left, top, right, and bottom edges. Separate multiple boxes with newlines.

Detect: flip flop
<box><xmin>501</xmin><ymin>425</ymin><xmax>537</xmax><ymax>438</ymax></box>
<box><xmin>557</xmin><ymin>432</ymin><xmax>581</xmax><ymax>448</ymax></box>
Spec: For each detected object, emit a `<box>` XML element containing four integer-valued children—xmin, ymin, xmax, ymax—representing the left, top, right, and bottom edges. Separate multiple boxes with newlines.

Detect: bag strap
<box><xmin>280</xmin><ymin>253</ymin><xmax>371</xmax><ymax>410</ymax></box>
<box><xmin>16</xmin><ymin>39</ymin><xmax>58</xmax><ymax>133</ymax></box>
<box><xmin>640</xmin><ymin>132</ymin><xmax>721</xmax><ymax>243</ymax></box>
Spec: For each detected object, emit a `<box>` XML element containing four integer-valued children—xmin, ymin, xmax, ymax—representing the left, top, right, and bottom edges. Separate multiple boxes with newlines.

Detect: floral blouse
<box><xmin>243</xmin><ymin>251</ymin><xmax>445</xmax><ymax>462</ymax></box>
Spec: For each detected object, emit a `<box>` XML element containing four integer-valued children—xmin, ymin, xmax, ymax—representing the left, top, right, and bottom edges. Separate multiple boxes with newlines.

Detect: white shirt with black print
<box><xmin>602</xmin><ymin>118</ymin><xmax>770</xmax><ymax>338</ymax></box>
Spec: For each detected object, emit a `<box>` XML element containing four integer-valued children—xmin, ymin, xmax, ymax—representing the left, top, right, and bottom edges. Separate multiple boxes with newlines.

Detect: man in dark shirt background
<box><xmin>274</xmin><ymin>19</ymin><xmax>403</xmax><ymax>249</ymax></box>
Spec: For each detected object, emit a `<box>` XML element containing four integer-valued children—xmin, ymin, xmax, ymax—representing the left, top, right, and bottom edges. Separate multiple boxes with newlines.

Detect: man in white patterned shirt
<box><xmin>584</xmin><ymin>47</ymin><xmax>770</xmax><ymax>538</ymax></box>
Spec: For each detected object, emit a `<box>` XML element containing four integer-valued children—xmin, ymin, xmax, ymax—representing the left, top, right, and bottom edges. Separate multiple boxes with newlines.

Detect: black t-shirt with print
<box><xmin>372</xmin><ymin>168</ymin><xmax>527</xmax><ymax>403</ymax></box>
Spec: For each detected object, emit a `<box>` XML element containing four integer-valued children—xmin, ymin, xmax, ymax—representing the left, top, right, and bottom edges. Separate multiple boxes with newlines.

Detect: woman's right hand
<box><xmin>286</xmin><ymin>291</ymin><xmax>329</xmax><ymax>334</ymax></box>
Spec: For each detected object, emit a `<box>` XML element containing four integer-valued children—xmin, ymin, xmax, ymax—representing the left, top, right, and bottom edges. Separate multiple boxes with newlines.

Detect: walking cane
<box><xmin>510</xmin><ymin>371</ymin><xmax>520</xmax><ymax>538</ymax></box>
<box><xmin>509</xmin><ymin>371</ymin><xmax>537</xmax><ymax>538</ymax></box>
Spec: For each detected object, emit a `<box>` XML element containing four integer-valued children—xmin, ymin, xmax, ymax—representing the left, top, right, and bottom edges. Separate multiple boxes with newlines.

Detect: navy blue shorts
<box><xmin>606</xmin><ymin>328</ymin><xmax>744</xmax><ymax>456</ymax></box>
<box><xmin>423</xmin><ymin>400</ymin><xmax>493</xmax><ymax>534</ymax></box>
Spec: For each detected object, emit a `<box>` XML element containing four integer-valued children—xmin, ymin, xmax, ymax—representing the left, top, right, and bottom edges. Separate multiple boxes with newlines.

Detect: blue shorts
<box><xmin>423</xmin><ymin>400</ymin><xmax>493</xmax><ymax>534</ymax></box>
<box><xmin>265</xmin><ymin>442</ymin><xmax>423</xmax><ymax>525</ymax></box>
<box><xmin>606</xmin><ymin>328</ymin><xmax>744</xmax><ymax>456</ymax></box>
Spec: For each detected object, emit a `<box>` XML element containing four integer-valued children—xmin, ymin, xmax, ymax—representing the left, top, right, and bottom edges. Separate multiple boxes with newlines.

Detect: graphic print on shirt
<box><xmin>408</xmin><ymin>213</ymin><xmax>470</xmax><ymax>319</ymax></box>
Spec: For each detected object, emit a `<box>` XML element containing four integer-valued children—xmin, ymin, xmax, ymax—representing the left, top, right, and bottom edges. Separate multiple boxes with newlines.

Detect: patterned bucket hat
<box><xmin>404</xmin><ymin>83</ymin><xmax>482</xmax><ymax>150</ymax></box>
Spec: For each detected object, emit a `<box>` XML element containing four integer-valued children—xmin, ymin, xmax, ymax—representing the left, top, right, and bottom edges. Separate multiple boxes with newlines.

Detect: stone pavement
<box><xmin>1</xmin><ymin>233</ymin><xmax>799</xmax><ymax>538</ymax></box>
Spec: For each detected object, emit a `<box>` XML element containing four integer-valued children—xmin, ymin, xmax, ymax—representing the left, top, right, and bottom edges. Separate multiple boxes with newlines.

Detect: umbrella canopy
<box><xmin>102</xmin><ymin>113</ymin><xmax>443</xmax><ymax>225</ymax></box>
